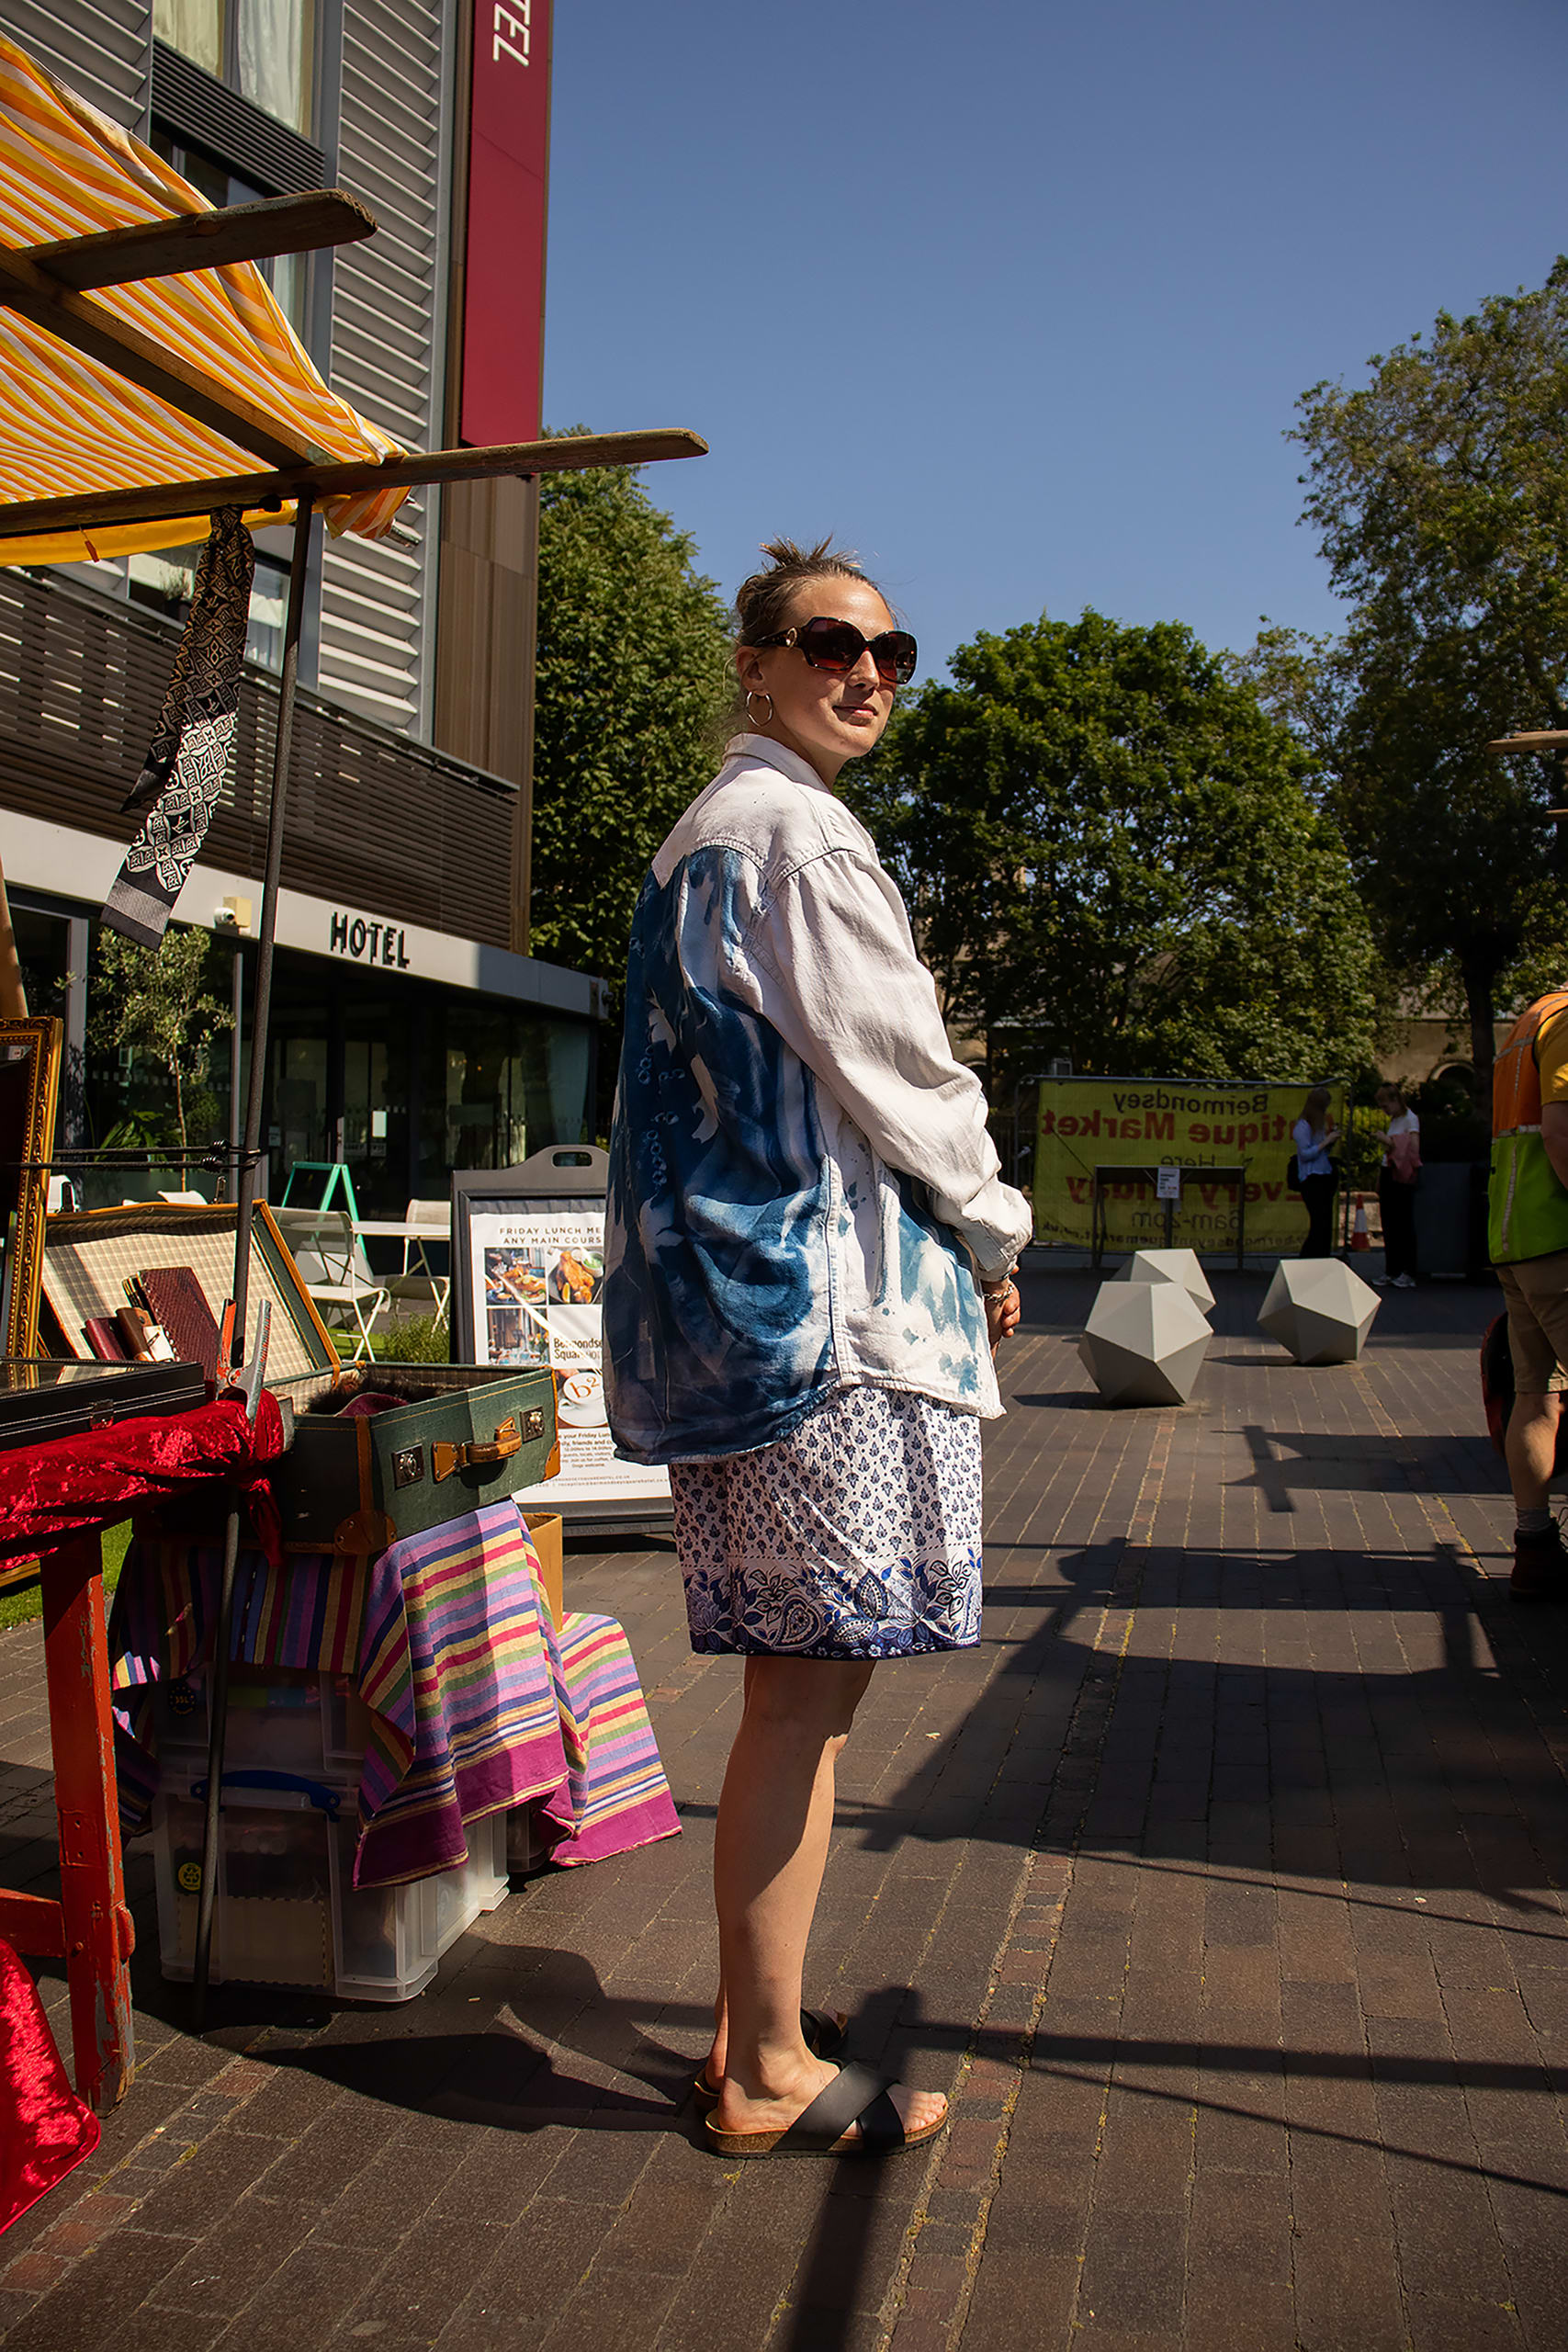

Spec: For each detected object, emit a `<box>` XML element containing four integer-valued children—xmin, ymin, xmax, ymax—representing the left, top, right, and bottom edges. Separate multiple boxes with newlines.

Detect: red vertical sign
<box><xmin>461</xmin><ymin>0</ymin><xmax>551</xmax><ymax>447</ymax></box>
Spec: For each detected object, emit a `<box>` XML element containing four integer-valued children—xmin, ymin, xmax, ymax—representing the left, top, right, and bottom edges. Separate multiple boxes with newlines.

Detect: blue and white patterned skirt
<box><xmin>668</xmin><ymin>1385</ymin><xmax>984</xmax><ymax>1660</ymax></box>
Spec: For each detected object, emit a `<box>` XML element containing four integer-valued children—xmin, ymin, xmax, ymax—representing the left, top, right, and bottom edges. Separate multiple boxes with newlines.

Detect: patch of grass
<box><xmin>0</xmin><ymin>1521</ymin><xmax>133</xmax><ymax>1634</ymax></box>
<box><xmin>368</xmin><ymin>1315</ymin><xmax>449</xmax><ymax>1364</ymax></box>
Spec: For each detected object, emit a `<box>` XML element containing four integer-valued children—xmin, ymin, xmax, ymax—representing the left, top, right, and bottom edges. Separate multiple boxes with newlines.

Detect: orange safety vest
<box><xmin>1490</xmin><ymin>990</ymin><xmax>1568</xmax><ymax>1263</ymax></box>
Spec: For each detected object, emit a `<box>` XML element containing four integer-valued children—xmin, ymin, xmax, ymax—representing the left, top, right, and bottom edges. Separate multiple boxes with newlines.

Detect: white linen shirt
<box><xmin>603</xmin><ymin>736</ymin><xmax>1034</xmax><ymax>1464</ymax></box>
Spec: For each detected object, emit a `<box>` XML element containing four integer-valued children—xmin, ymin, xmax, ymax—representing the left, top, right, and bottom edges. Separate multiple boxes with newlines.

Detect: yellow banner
<box><xmin>1033</xmin><ymin>1078</ymin><xmax>1348</xmax><ymax>1255</ymax></box>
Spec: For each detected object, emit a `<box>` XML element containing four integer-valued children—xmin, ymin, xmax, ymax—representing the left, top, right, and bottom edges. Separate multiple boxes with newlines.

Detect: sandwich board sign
<box><xmin>451</xmin><ymin>1146</ymin><xmax>671</xmax><ymax>1527</ymax></box>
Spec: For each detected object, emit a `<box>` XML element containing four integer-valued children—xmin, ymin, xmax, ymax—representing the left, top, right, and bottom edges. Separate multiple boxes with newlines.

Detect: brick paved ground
<box><xmin>3</xmin><ymin>1264</ymin><xmax>1566</xmax><ymax>2351</ymax></box>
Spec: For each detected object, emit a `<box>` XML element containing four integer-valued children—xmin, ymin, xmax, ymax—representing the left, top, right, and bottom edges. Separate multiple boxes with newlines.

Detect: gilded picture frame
<box><xmin>0</xmin><ymin>1013</ymin><xmax>63</xmax><ymax>1359</ymax></box>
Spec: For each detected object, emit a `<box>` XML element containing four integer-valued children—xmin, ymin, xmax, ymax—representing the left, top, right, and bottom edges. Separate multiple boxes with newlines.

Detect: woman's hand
<box><xmin>983</xmin><ymin>1277</ymin><xmax>1021</xmax><ymax>1356</ymax></box>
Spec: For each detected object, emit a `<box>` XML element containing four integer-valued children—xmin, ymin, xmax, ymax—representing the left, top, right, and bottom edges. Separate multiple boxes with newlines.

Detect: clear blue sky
<box><xmin>543</xmin><ymin>0</ymin><xmax>1567</xmax><ymax>684</ymax></box>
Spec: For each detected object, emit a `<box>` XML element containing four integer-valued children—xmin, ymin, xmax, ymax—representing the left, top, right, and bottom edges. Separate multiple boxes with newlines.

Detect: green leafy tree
<box><xmin>530</xmin><ymin>445</ymin><xmax>731</xmax><ymax>1016</ymax></box>
<box><xmin>88</xmin><ymin>926</ymin><xmax>233</xmax><ymax>1148</ymax></box>
<box><xmin>844</xmin><ymin>608</ymin><xmax>1382</xmax><ymax>1085</ymax></box>
<box><xmin>1291</xmin><ymin>260</ymin><xmax>1568</xmax><ymax>1082</ymax></box>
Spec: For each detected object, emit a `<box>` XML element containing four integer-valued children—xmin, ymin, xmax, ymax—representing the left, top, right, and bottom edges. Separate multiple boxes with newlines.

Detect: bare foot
<box><xmin>712</xmin><ymin>2055</ymin><xmax>946</xmax><ymax>2143</ymax></box>
<box><xmin>700</xmin><ymin>2007</ymin><xmax>848</xmax><ymax>2098</ymax></box>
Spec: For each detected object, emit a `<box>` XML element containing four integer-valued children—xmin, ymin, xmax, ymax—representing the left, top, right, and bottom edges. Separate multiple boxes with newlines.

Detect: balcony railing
<box><xmin>0</xmin><ymin>568</ymin><xmax>516</xmax><ymax>948</ymax></box>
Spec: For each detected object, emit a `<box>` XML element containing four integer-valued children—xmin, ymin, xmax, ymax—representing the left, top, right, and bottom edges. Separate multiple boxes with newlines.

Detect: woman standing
<box><xmin>604</xmin><ymin>539</ymin><xmax>1032</xmax><ymax>2160</ymax></box>
<box><xmin>1372</xmin><ymin>1082</ymin><xmax>1421</xmax><ymax>1288</ymax></box>
<box><xmin>1293</xmin><ymin>1085</ymin><xmax>1341</xmax><ymax>1258</ymax></box>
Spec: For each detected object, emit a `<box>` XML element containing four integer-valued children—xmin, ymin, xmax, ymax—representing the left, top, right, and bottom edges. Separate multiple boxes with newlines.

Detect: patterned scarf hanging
<box><xmin>101</xmin><ymin>507</ymin><xmax>255</xmax><ymax>947</ymax></box>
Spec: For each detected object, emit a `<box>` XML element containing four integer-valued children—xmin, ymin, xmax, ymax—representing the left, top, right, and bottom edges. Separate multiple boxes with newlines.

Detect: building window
<box><xmin>153</xmin><ymin>0</ymin><xmax>317</xmax><ymax>137</ymax></box>
<box><xmin>127</xmin><ymin>533</ymin><xmax>294</xmax><ymax>674</ymax></box>
<box><xmin>155</xmin><ymin>0</ymin><xmax>223</xmax><ymax>82</ymax></box>
<box><xmin>150</xmin><ymin>128</ymin><xmax>309</xmax><ymax>336</ymax></box>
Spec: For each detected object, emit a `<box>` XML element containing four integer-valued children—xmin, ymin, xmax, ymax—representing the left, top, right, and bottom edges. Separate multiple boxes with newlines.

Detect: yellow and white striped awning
<box><xmin>0</xmin><ymin>31</ymin><xmax>408</xmax><ymax>566</ymax></box>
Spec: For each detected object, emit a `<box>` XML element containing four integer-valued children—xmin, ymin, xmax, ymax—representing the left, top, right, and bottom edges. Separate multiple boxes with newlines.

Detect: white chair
<box><xmin>383</xmin><ymin>1196</ymin><xmax>451</xmax><ymax>1331</ymax></box>
<box><xmin>273</xmin><ymin>1206</ymin><xmax>390</xmax><ymax>1363</ymax></box>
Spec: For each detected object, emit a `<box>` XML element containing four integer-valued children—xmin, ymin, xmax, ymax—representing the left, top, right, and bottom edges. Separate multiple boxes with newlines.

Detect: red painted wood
<box><xmin>0</xmin><ymin>1888</ymin><xmax>65</xmax><ymax>1956</ymax></box>
<box><xmin>39</xmin><ymin>1532</ymin><xmax>136</xmax><ymax>2111</ymax></box>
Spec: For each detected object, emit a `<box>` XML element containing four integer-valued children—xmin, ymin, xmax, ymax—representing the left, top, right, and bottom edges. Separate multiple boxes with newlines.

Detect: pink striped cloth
<box><xmin>108</xmin><ymin>1500</ymin><xmax>680</xmax><ymax>1887</ymax></box>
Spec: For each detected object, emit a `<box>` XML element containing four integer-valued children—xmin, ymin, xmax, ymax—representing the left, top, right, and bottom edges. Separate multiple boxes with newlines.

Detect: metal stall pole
<box><xmin>226</xmin><ymin>931</ymin><xmax>243</xmax><ymax>1187</ymax></box>
<box><xmin>193</xmin><ymin>494</ymin><xmax>313</xmax><ymax>2025</ymax></box>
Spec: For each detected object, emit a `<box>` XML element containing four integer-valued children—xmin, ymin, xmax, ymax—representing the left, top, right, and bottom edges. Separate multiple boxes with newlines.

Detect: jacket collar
<box><xmin>724</xmin><ymin>732</ymin><xmax>836</xmax><ymax>797</ymax></box>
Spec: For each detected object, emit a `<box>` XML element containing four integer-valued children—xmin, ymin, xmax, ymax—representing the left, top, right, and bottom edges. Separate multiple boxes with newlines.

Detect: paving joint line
<box><xmin>876</xmin><ymin>1412</ymin><xmax>1175</xmax><ymax>2352</ymax></box>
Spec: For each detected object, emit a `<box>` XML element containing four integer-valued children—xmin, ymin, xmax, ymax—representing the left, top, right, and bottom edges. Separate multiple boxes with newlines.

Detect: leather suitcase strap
<box><xmin>432</xmin><ymin>1414</ymin><xmax>525</xmax><ymax>1483</ymax></box>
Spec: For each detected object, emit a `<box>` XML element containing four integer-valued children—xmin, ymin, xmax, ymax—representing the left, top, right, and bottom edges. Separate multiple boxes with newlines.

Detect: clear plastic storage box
<box><xmin>154</xmin><ymin>1668</ymin><xmax>365</xmax><ymax>1782</ymax></box>
<box><xmin>152</xmin><ymin>1766</ymin><xmax>509</xmax><ymax>2003</ymax></box>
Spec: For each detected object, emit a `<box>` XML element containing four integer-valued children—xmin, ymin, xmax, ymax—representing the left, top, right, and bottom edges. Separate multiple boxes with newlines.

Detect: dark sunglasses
<box><xmin>753</xmin><ymin>615</ymin><xmax>919</xmax><ymax>687</ymax></box>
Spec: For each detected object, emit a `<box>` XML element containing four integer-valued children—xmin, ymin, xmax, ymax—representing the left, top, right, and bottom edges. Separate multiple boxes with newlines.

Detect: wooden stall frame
<box><xmin>0</xmin><ymin>1530</ymin><xmax>135</xmax><ymax>2109</ymax></box>
<box><xmin>0</xmin><ymin>164</ymin><xmax>705</xmax><ymax>2066</ymax></box>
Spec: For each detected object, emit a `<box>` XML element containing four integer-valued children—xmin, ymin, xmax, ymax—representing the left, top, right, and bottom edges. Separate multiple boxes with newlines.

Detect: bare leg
<box><xmin>1507</xmin><ymin>1390</ymin><xmax>1562</xmax><ymax>1512</ymax></box>
<box><xmin>704</xmin><ymin>1656</ymin><xmax>759</xmax><ymax>2089</ymax></box>
<box><xmin>707</xmin><ymin>1655</ymin><xmax>946</xmax><ymax>2143</ymax></box>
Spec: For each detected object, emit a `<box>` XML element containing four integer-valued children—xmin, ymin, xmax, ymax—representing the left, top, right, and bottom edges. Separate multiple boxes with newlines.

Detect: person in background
<box><xmin>1371</xmin><ymin>1082</ymin><xmax>1421</xmax><ymax>1288</ymax></box>
<box><xmin>604</xmin><ymin>538</ymin><xmax>1032</xmax><ymax>2159</ymax></box>
<box><xmin>1292</xmin><ymin>1085</ymin><xmax>1341</xmax><ymax>1258</ymax></box>
<box><xmin>1490</xmin><ymin>989</ymin><xmax>1568</xmax><ymax>1600</ymax></box>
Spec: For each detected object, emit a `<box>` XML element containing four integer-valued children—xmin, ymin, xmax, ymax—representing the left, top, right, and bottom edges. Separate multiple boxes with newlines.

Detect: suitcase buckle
<box><xmin>433</xmin><ymin>1416</ymin><xmax>524</xmax><ymax>1481</ymax></box>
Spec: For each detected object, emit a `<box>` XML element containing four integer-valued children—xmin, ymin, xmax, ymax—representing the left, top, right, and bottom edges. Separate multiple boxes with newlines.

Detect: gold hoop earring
<box><xmin>746</xmin><ymin>688</ymin><xmax>774</xmax><ymax>727</ymax></box>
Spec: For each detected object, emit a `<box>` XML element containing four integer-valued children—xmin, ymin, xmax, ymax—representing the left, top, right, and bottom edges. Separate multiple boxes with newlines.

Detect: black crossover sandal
<box><xmin>704</xmin><ymin>2060</ymin><xmax>948</xmax><ymax>2160</ymax></box>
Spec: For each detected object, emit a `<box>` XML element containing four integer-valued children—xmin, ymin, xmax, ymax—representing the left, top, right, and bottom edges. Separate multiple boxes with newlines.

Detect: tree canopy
<box><xmin>529</xmin><ymin>449</ymin><xmax>730</xmax><ymax>1001</ymax></box>
<box><xmin>1288</xmin><ymin>260</ymin><xmax>1568</xmax><ymax>1078</ymax></box>
<box><xmin>844</xmin><ymin>608</ymin><xmax>1382</xmax><ymax>1085</ymax></box>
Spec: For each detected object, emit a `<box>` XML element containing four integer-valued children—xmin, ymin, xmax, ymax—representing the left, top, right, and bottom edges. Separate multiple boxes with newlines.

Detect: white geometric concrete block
<box><xmin>1258</xmin><ymin>1258</ymin><xmax>1380</xmax><ymax>1366</ymax></box>
<box><xmin>1078</xmin><ymin>1279</ymin><xmax>1212</xmax><ymax>1407</ymax></box>
<box><xmin>1113</xmin><ymin>1249</ymin><xmax>1215</xmax><ymax>1313</ymax></box>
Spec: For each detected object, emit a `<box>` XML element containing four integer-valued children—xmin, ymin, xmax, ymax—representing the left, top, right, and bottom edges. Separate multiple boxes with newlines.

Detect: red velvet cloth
<box><xmin>0</xmin><ymin>1393</ymin><xmax>286</xmax><ymax>1566</ymax></box>
<box><xmin>0</xmin><ymin>1939</ymin><xmax>98</xmax><ymax>2234</ymax></box>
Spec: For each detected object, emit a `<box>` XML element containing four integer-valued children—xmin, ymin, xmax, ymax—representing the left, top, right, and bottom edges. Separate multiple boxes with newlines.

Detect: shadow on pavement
<box><xmin>1236</xmin><ymin>1422</ymin><xmax>1505</xmax><ymax>1505</ymax></box>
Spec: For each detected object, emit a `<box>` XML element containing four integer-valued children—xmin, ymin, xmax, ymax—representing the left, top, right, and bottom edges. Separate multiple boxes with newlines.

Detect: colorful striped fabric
<box><xmin>107</xmin><ymin>1500</ymin><xmax>681</xmax><ymax>1889</ymax></box>
<box><xmin>548</xmin><ymin>1611</ymin><xmax>685</xmax><ymax>1867</ymax></box>
<box><xmin>108</xmin><ymin>1533</ymin><xmax>379</xmax><ymax>1824</ymax></box>
<box><xmin>0</xmin><ymin>31</ymin><xmax>408</xmax><ymax>563</ymax></box>
<box><xmin>353</xmin><ymin>1502</ymin><xmax>586</xmax><ymax>1886</ymax></box>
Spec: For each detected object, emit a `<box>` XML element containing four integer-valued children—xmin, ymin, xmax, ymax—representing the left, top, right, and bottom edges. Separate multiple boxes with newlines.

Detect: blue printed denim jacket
<box><xmin>603</xmin><ymin>738</ymin><xmax>1034</xmax><ymax>1465</ymax></box>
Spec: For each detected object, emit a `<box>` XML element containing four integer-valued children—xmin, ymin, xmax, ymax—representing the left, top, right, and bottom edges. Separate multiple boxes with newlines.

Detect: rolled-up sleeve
<box><xmin>739</xmin><ymin>846</ymin><xmax>1034</xmax><ymax>1280</ymax></box>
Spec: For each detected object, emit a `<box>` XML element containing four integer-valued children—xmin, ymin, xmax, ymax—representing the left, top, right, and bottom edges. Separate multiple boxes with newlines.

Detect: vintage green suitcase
<box><xmin>274</xmin><ymin>1362</ymin><xmax>558</xmax><ymax>1555</ymax></box>
<box><xmin>39</xmin><ymin>1201</ymin><xmax>558</xmax><ymax>1557</ymax></box>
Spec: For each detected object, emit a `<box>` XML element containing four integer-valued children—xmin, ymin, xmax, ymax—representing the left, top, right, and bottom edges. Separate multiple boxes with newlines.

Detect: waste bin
<box><xmin>1412</xmin><ymin>1162</ymin><xmax>1475</xmax><ymax>1278</ymax></box>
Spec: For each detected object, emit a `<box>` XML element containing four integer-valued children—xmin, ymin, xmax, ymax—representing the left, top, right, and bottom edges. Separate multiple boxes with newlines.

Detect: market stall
<box><xmin>0</xmin><ymin>29</ymin><xmax>699</xmax><ymax>2099</ymax></box>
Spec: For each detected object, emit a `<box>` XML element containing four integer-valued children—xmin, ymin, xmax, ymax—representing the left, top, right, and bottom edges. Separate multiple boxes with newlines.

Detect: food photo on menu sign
<box><xmin>467</xmin><ymin>1207</ymin><xmax>669</xmax><ymax>1510</ymax></box>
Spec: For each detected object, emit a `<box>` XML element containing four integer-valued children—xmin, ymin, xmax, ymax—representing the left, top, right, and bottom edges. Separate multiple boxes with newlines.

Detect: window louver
<box><xmin>5</xmin><ymin>0</ymin><xmax>151</xmax><ymax>130</ymax></box>
<box><xmin>319</xmin><ymin>0</ymin><xmax>446</xmax><ymax>737</ymax></box>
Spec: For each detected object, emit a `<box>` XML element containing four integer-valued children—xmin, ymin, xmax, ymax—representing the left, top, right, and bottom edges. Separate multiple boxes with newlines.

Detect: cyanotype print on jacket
<box><xmin>604</xmin><ymin>738</ymin><xmax>1035</xmax><ymax>1466</ymax></box>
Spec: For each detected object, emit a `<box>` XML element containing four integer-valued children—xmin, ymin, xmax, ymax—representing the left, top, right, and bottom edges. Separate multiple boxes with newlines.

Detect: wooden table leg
<box><xmin>40</xmin><ymin>1531</ymin><xmax>136</xmax><ymax>2111</ymax></box>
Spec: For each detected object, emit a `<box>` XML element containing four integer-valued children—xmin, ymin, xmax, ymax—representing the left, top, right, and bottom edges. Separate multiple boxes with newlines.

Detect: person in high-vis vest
<box><xmin>1490</xmin><ymin>988</ymin><xmax>1568</xmax><ymax>1599</ymax></box>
